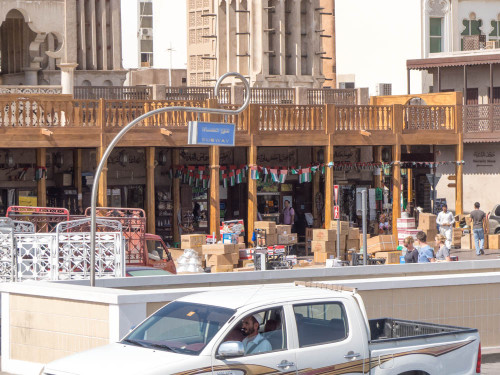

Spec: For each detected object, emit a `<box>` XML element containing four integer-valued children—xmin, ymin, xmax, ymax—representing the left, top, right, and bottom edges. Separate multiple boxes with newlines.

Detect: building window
<box><xmin>490</xmin><ymin>16</ymin><xmax>500</xmax><ymax>41</ymax></box>
<box><xmin>429</xmin><ymin>17</ymin><xmax>443</xmax><ymax>53</ymax></box>
<box><xmin>461</xmin><ymin>12</ymin><xmax>483</xmax><ymax>50</ymax></box>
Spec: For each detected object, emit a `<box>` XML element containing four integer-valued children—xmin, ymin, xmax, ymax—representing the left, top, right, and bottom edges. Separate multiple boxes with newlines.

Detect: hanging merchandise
<box><xmin>250</xmin><ymin>166</ymin><xmax>260</xmax><ymax>180</ymax></box>
<box><xmin>279</xmin><ymin>169</ymin><xmax>287</xmax><ymax>183</ymax></box>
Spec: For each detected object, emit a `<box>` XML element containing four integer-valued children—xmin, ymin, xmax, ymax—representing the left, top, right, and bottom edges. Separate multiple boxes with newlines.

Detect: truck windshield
<box><xmin>123</xmin><ymin>301</ymin><xmax>235</xmax><ymax>355</ymax></box>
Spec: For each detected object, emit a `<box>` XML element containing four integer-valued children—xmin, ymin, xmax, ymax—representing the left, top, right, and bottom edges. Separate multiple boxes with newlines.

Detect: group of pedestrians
<box><xmin>403</xmin><ymin>231</ymin><xmax>450</xmax><ymax>264</ymax></box>
<box><xmin>403</xmin><ymin>201</ymin><xmax>488</xmax><ymax>263</ymax></box>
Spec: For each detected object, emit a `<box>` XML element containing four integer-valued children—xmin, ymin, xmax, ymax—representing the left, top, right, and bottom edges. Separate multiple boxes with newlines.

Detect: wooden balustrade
<box><xmin>71</xmin><ymin>100</ymin><xmax>99</xmax><ymax>127</ymax></box>
<box><xmin>308</xmin><ymin>89</ymin><xmax>357</xmax><ymax>105</ymax></box>
<box><xmin>74</xmin><ymin>86</ymin><xmax>152</xmax><ymax>100</ymax></box>
<box><xmin>463</xmin><ymin>104</ymin><xmax>500</xmax><ymax>133</ymax></box>
<box><xmin>0</xmin><ymin>94</ymin><xmax>76</xmax><ymax>127</ymax></box>
<box><xmin>144</xmin><ymin>100</ymin><xmax>209</xmax><ymax>127</ymax></box>
<box><xmin>165</xmin><ymin>86</ymin><xmax>231</xmax><ymax>104</ymax></box>
<box><xmin>244</xmin><ymin>88</ymin><xmax>295</xmax><ymax>104</ymax></box>
<box><xmin>219</xmin><ymin>104</ymin><xmax>249</xmax><ymax>131</ymax></box>
<box><xmin>257</xmin><ymin>105</ymin><xmax>324</xmax><ymax>132</ymax></box>
<box><xmin>335</xmin><ymin>105</ymin><xmax>393</xmax><ymax>131</ymax></box>
<box><xmin>404</xmin><ymin>105</ymin><xmax>455</xmax><ymax>131</ymax></box>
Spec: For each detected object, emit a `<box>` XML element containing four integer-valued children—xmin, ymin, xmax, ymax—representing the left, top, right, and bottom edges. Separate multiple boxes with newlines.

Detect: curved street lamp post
<box><xmin>90</xmin><ymin>72</ymin><xmax>251</xmax><ymax>286</ymax></box>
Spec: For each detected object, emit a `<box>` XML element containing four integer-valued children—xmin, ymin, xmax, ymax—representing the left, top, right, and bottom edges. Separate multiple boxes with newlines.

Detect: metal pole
<box><xmin>336</xmin><ymin>216</ymin><xmax>340</xmax><ymax>259</ymax></box>
<box><xmin>362</xmin><ymin>189</ymin><xmax>367</xmax><ymax>266</ymax></box>
<box><xmin>89</xmin><ymin>72</ymin><xmax>251</xmax><ymax>286</ymax></box>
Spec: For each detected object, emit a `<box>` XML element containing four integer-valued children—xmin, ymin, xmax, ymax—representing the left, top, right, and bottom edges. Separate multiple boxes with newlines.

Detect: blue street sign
<box><xmin>188</xmin><ymin>121</ymin><xmax>236</xmax><ymax>147</ymax></box>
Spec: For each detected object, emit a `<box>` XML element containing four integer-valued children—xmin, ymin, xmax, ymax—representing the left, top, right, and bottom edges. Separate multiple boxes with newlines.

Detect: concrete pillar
<box><xmin>58</xmin><ymin>63</ymin><xmax>78</xmax><ymax>95</ymax></box>
<box><xmin>276</xmin><ymin>0</ymin><xmax>286</xmax><ymax>76</ymax></box>
<box><xmin>292</xmin><ymin>0</ymin><xmax>302</xmax><ymax>76</ymax></box>
<box><xmin>320</xmin><ymin>0</ymin><xmax>336</xmax><ymax>86</ymax></box>
<box><xmin>152</xmin><ymin>84</ymin><xmax>166</xmax><ymax>100</ymax></box>
<box><xmin>295</xmin><ymin>87</ymin><xmax>309</xmax><ymax>105</ymax></box>
<box><xmin>23</xmin><ymin>68</ymin><xmax>39</xmax><ymax>86</ymax></box>
<box><xmin>232</xmin><ymin>85</ymin><xmax>245</xmax><ymax>105</ymax></box>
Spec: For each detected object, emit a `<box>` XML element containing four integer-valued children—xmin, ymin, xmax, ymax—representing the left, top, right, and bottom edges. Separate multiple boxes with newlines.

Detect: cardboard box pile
<box><xmin>254</xmin><ymin>221</ymin><xmax>278</xmax><ymax>246</ymax></box>
<box><xmin>202</xmin><ymin>243</ymin><xmax>238</xmax><ymax>256</ymax></box>
<box><xmin>346</xmin><ymin>228</ymin><xmax>360</xmax><ymax>251</ymax></box>
<box><xmin>489</xmin><ymin>234</ymin><xmax>500</xmax><ymax>250</ymax></box>
<box><xmin>312</xmin><ymin>228</ymin><xmax>341</xmax><ymax>263</ymax></box>
<box><xmin>397</xmin><ymin>217</ymin><xmax>419</xmax><ymax>246</ymax></box>
<box><xmin>452</xmin><ymin>228</ymin><xmax>462</xmax><ymax>248</ymax></box>
<box><xmin>181</xmin><ymin>234</ymin><xmax>205</xmax><ymax>255</ymax></box>
<box><xmin>367</xmin><ymin>235</ymin><xmax>400</xmax><ymax>264</ymax></box>
<box><xmin>275</xmin><ymin>224</ymin><xmax>298</xmax><ymax>245</ymax></box>
<box><xmin>417</xmin><ymin>213</ymin><xmax>438</xmax><ymax>242</ymax></box>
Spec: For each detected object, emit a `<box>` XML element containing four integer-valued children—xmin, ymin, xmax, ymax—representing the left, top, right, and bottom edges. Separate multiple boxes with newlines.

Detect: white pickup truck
<box><xmin>42</xmin><ymin>282</ymin><xmax>481</xmax><ymax>375</ymax></box>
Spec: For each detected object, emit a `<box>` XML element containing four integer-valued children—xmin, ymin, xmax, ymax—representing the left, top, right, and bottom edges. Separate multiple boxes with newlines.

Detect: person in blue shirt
<box><xmin>416</xmin><ymin>231</ymin><xmax>435</xmax><ymax>263</ymax></box>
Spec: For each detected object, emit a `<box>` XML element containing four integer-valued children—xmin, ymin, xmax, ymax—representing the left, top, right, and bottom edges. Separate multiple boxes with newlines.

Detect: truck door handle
<box><xmin>344</xmin><ymin>351</ymin><xmax>361</xmax><ymax>359</ymax></box>
<box><xmin>277</xmin><ymin>360</ymin><xmax>295</xmax><ymax>369</ymax></box>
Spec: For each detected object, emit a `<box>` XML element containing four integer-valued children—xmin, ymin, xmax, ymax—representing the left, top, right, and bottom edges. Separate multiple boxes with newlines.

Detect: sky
<box><xmin>120</xmin><ymin>0</ymin><xmax>423</xmax><ymax>95</ymax></box>
<box><xmin>121</xmin><ymin>0</ymin><xmax>187</xmax><ymax>70</ymax></box>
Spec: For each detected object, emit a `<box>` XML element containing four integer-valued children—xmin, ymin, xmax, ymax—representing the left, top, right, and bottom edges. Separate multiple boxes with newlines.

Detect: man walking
<box><xmin>470</xmin><ymin>202</ymin><xmax>487</xmax><ymax>256</ymax></box>
<box><xmin>436</xmin><ymin>204</ymin><xmax>454</xmax><ymax>249</ymax></box>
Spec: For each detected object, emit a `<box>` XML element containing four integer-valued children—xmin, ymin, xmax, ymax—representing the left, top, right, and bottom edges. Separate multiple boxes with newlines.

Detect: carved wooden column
<box><xmin>37</xmin><ymin>148</ymin><xmax>46</xmax><ymax>207</ymax></box>
<box><xmin>209</xmin><ymin>146</ymin><xmax>221</xmax><ymax>239</ymax></box>
<box><xmin>247</xmin><ymin>145</ymin><xmax>257</xmax><ymax>243</ymax></box>
<box><xmin>146</xmin><ymin>147</ymin><xmax>156</xmax><ymax>234</ymax></box>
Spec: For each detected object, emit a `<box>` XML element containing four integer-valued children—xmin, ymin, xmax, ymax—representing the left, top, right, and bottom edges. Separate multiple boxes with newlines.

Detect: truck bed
<box><xmin>369</xmin><ymin>318</ymin><xmax>477</xmax><ymax>342</ymax></box>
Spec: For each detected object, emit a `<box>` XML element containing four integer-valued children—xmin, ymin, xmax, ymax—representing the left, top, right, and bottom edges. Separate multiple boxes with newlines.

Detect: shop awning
<box><xmin>407</xmin><ymin>53</ymin><xmax>500</xmax><ymax>70</ymax></box>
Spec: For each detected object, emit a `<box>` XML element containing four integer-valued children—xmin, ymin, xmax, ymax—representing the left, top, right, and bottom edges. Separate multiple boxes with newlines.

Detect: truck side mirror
<box><xmin>217</xmin><ymin>341</ymin><xmax>244</xmax><ymax>359</ymax></box>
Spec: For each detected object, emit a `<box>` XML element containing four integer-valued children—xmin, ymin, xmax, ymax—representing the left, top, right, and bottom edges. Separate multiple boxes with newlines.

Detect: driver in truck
<box><xmin>241</xmin><ymin>314</ymin><xmax>272</xmax><ymax>355</ymax></box>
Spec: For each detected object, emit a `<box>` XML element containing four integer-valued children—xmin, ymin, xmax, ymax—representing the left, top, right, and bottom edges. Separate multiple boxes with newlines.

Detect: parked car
<box><xmin>125</xmin><ymin>266</ymin><xmax>173</xmax><ymax>277</ymax></box>
<box><xmin>42</xmin><ymin>282</ymin><xmax>481</xmax><ymax>375</ymax></box>
<box><xmin>488</xmin><ymin>204</ymin><xmax>500</xmax><ymax>234</ymax></box>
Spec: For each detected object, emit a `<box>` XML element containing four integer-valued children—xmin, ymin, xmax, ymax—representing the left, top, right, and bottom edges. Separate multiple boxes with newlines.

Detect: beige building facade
<box><xmin>187</xmin><ymin>0</ymin><xmax>336</xmax><ymax>88</ymax></box>
<box><xmin>0</xmin><ymin>0</ymin><xmax>126</xmax><ymax>92</ymax></box>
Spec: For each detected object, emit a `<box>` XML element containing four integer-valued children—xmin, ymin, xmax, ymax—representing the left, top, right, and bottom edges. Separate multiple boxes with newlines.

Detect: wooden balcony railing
<box><xmin>165</xmin><ymin>86</ymin><xmax>231</xmax><ymax>104</ymax></box>
<box><xmin>105</xmin><ymin>100</ymin><xmax>208</xmax><ymax>128</ymax></box>
<box><xmin>308</xmin><ymin>89</ymin><xmax>357</xmax><ymax>105</ymax></box>
<box><xmin>244</xmin><ymin>87</ymin><xmax>295</xmax><ymax>104</ymax></box>
<box><xmin>464</xmin><ymin>104</ymin><xmax>500</xmax><ymax>133</ymax></box>
<box><xmin>219</xmin><ymin>104</ymin><xmax>248</xmax><ymax>132</ymax></box>
<box><xmin>404</xmin><ymin>105</ymin><xmax>455</xmax><ymax>131</ymax></box>
<box><xmin>74</xmin><ymin>86</ymin><xmax>152</xmax><ymax>100</ymax></box>
<box><xmin>336</xmin><ymin>105</ymin><xmax>393</xmax><ymax>131</ymax></box>
<box><xmin>258</xmin><ymin>105</ymin><xmax>324</xmax><ymax>132</ymax></box>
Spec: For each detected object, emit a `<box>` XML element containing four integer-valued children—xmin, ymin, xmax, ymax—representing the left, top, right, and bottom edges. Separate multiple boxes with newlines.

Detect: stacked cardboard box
<box><xmin>417</xmin><ymin>213</ymin><xmax>438</xmax><ymax>242</ymax></box>
<box><xmin>202</xmin><ymin>243</ymin><xmax>238</xmax><ymax>255</ymax></box>
<box><xmin>311</xmin><ymin>229</ymin><xmax>337</xmax><ymax>263</ymax></box>
<box><xmin>206</xmin><ymin>253</ymin><xmax>239</xmax><ymax>267</ymax></box>
<box><xmin>211</xmin><ymin>265</ymin><xmax>234</xmax><ymax>273</ymax></box>
<box><xmin>254</xmin><ymin>221</ymin><xmax>277</xmax><ymax>245</ymax></box>
<box><xmin>489</xmin><ymin>234</ymin><xmax>500</xmax><ymax>250</ymax></box>
<box><xmin>346</xmin><ymin>227</ymin><xmax>360</xmax><ymax>251</ymax></box>
<box><xmin>375</xmin><ymin>251</ymin><xmax>401</xmax><ymax>264</ymax></box>
<box><xmin>168</xmin><ymin>248</ymin><xmax>185</xmax><ymax>261</ymax></box>
<box><xmin>367</xmin><ymin>235</ymin><xmax>399</xmax><ymax>264</ymax></box>
<box><xmin>452</xmin><ymin>228</ymin><xmax>462</xmax><ymax>248</ymax></box>
<box><xmin>181</xmin><ymin>234</ymin><xmax>205</xmax><ymax>255</ymax></box>
<box><xmin>396</xmin><ymin>217</ymin><xmax>419</xmax><ymax>246</ymax></box>
<box><xmin>461</xmin><ymin>233</ymin><xmax>471</xmax><ymax>249</ymax></box>
<box><xmin>276</xmin><ymin>225</ymin><xmax>298</xmax><ymax>245</ymax></box>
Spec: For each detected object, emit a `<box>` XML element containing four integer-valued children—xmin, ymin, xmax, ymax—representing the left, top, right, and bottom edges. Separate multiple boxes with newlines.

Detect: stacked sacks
<box><xmin>176</xmin><ymin>249</ymin><xmax>204</xmax><ymax>273</ymax></box>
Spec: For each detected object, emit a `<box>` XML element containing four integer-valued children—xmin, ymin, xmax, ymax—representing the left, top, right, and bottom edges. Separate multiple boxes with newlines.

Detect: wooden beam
<box><xmin>97</xmin><ymin>98</ymin><xmax>107</xmax><ymax>207</ymax></box>
<box><xmin>324</xmin><ymin>140</ymin><xmax>334</xmax><ymax>229</ymax></box>
<box><xmin>392</xmin><ymin>104</ymin><xmax>404</xmax><ymax>239</ymax></box>
<box><xmin>36</xmin><ymin>148</ymin><xmax>46</xmax><ymax>207</ymax></box>
<box><xmin>146</xmin><ymin>147</ymin><xmax>155</xmax><ymax>234</ymax></box>
<box><xmin>161</xmin><ymin>128</ymin><xmax>173</xmax><ymax>136</ymax></box>
<box><xmin>373</xmin><ymin>146</ymin><xmax>383</xmax><ymax>189</ymax></box>
<box><xmin>209</xmin><ymin>146</ymin><xmax>220</xmax><ymax>239</ymax></box>
<box><xmin>312</xmin><ymin>147</ymin><xmax>321</xmax><ymax>226</ymax></box>
<box><xmin>41</xmin><ymin>128</ymin><xmax>53</xmax><ymax>136</ymax></box>
<box><xmin>73</xmin><ymin>149</ymin><xmax>83</xmax><ymax>214</ymax></box>
<box><xmin>406</xmin><ymin>145</ymin><xmax>413</xmax><ymax>205</ymax></box>
<box><xmin>247</xmin><ymin>145</ymin><xmax>257</xmax><ymax>244</ymax></box>
<box><xmin>455</xmin><ymin>140</ymin><xmax>464</xmax><ymax>217</ymax></box>
<box><xmin>172</xmin><ymin>148</ymin><xmax>181</xmax><ymax>244</ymax></box>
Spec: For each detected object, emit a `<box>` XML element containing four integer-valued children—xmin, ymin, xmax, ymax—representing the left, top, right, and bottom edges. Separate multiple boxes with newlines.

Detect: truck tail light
<box><xmin>476</xmin><ymin>342</ymin><xmax>481</xmax><ymax>374</ymax></box>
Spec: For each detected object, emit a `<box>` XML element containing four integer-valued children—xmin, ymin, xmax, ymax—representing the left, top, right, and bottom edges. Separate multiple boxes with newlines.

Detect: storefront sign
<box><xmin>188</xmin><ymin>121</ymin><xmax>235</xmax><ymax>146</ymax></box>
<box><xmin>19</xmin><ymin>196</ymin><xmax>37</xmax><ymax>207</ymax></box>
<box><xmin>334</xmin><ymin>147</ymin><xmax>360</xmax><ymax>162</ymax></box>
<box><xmin>472</xmin><ymin>151</ymin><xmax>496</xmax><ymax>168</ymax></box>
<box><xmin>257</xmin><ymin>148</ymin><xmax>298</xmax><ymax>165</ymax></box>
<box><xmin>179</xmin><ymin>149</ymin><xmax>233</xmax><ymax>165</ymax></box>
